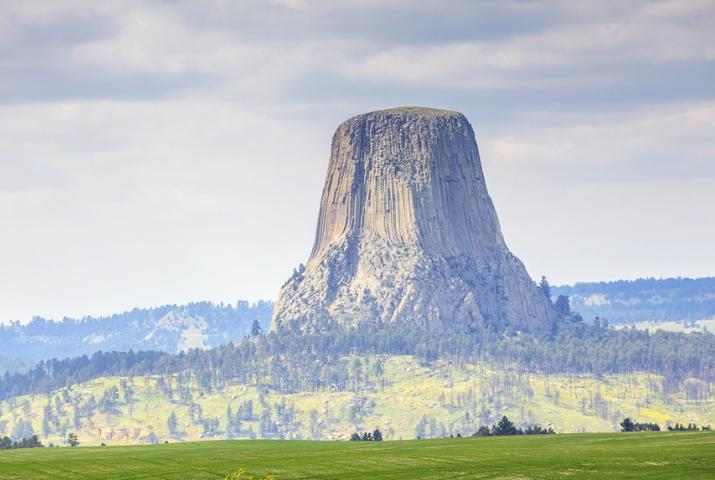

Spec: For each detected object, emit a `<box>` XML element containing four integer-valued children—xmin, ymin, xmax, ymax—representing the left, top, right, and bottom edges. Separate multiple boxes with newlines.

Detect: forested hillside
<box><xmin>2</xmin><ymin>320</ymin><xmax>713</xmax><ymax>403</ymax></box>
<box><xmin>1</xmin><ymin>356</ymin><xmax>712</xmax><ymax>445</ymax></box>
<box><xmin>1</xmin><ymin>300</ymin><xmax>713</xmax><ymax>444</ymax></box>
<box><xmin>552</xmin><ymin>277</ymin><xmax>715</xmax><ymax>325</ymax></box>
<box><xmin>0</xmin><ymin>301</ymin><xmax>273</xmax><ymax>361</ymax></box>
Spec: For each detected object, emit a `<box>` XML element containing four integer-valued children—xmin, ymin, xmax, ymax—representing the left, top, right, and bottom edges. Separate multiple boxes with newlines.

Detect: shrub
<box><xmin>66</xmin><ymin>432</ymin><xmax>79</xmax><ymax>447</ymax></box>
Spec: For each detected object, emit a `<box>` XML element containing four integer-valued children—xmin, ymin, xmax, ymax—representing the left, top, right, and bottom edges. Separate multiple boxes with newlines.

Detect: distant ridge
<box><xmin>0</xmin><ymin>300</ymin><xmax>273</xmax><ymax>361</ymax></box>
<box><xmin>2</xmin><ymin>276</ymin><xmax>712</xmax><ymax>363</ymax></box>
<box><xmin>552</xmin><ymin>276</ymin><xmax>715</xmax><ymax>324</ymax></box>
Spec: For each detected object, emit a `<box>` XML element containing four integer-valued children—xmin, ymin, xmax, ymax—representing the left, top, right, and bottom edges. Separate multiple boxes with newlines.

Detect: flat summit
<box><xmin>272</xmin><ymin>107</ymin><xmax>554</xmax><ymax>333</ymax></box>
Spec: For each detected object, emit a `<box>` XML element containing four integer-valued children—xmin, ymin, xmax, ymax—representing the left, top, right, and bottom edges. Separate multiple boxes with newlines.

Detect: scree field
<box><xmin>1</xmin><ymin>432</ymin><xmax>714</xmax><ymax>479</ymax></box>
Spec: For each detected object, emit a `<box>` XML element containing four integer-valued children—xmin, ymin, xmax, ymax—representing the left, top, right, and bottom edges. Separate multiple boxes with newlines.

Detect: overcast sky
<box><xmin>1</xmin><ymin>0</ymin><xmax>714</xmax><ymax>323</ymax></box>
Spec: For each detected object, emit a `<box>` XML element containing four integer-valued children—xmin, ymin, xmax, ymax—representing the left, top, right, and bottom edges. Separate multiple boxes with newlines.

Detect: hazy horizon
<box><xmin>1</xmin><ymin>1</ymin><xmax>714</xmax><ymax>324</ymax></box>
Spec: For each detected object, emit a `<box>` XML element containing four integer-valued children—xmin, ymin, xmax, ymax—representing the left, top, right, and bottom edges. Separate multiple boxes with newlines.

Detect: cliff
<box><xmin>272</xmin><ymin>107</ymin><xmax>554</xmax><ymax>333</ymax></box>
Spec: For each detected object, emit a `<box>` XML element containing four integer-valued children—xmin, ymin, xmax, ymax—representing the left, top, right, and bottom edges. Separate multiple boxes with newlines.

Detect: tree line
<box><xmin>619</xmin><ymin>417</ymin><xmax>712</xmax><ymax>432</ymax></box>
<box><xmin>0</xmin><ymin>435</ymin><xmax>43</xmax><ymax>450</ymax></box>
<box><xmin>667</xmin><ymin>423</ymin><xmax>711</xmax><ymax>432</ymax></box>
<box><xmin>1</xmin><ymin>312</ymin><xmax>714</xmax><ymax>403</ymax></box>
<box><xmin>472</xmin><ymin>416</ymin><xmax>554</xmax><ymax>436</ymax></box>
<box><xmin>619</xmin><ymin>418</ymin><xmax>660</xmax><ymax>432</ymax></box>
<box><xmin>350</xmin><ymin>429</ymin><xmax>383</xmax><ymax>441</ymax></box>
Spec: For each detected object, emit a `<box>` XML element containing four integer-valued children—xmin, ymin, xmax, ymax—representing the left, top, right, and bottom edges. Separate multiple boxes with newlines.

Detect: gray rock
<box><xmin>272</xmin><ymin>107</ymin><xmax>554</xmax><ymax>333</ymax></box>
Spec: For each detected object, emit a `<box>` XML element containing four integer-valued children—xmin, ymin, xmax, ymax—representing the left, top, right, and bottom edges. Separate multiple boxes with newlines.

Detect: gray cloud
<box><xmin>0</xmin><ymin>0</ymin><xmax>713</xmax><ymax>323</ymax></box>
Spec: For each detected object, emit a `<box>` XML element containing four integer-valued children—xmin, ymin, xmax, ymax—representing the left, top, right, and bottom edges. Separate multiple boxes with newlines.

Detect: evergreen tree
<box><xmin>620</xmin><ymin>418</ymin><xmax>635</xmax><ymax>432</ymax></box>
<box><xmin>66</xmin><ymin>432</ymin><xmax>79</xmax><ymax>447</ymax></box>
<box><xmin>554</xmin><ymin>295</ymin><xmax>572</xmax><ymax>318</ymax></box>
<box><xmin>73</xmin><ymin>408</ymin><xmax>81</xmax><ymax>430</ymax></box>
<box><xmin>415</xmin><ymin>416</ymin><xmax>427</xmax><ymax>439</ymax></box>
<box><xmin>539</xmin><ymin>276</ymin><xmax>552</xmax><ymax>303</ymax></box>
<box><xmin>493</xmin><ymin>416</ymin><xmax>518</xmax><ymax>435</ymax></box>
<box><xmin>120</xmin><ymin>379</ymin><xmax>134</xmax><ymax>403</ymax></box>
<box><xmin>146</xmin><ymin>431</ymin><xmax>160</xmax><ymax>444</ymax></box>
<box><xmin>42</xmin><ymin>403</ymin><xmax>52</xmax><ymax>438</ymax></box>
<box><xmin>11</xmin><ymin>420</ymin><xmax>34</xmax><ymax>442</ymax></box>
<box><xmin>167</xmin><ymin>412</ymin><xmax>178</xmax><ymax>435</ymax></box>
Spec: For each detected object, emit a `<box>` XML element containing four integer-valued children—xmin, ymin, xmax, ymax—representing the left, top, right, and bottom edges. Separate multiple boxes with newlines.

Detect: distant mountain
<box><xmin>0</xmin><ymin>300</ymin><xmax>273</xmax><ymax>361</ymax></box>
<box><xmin>553</xmin><ymin>277</ymin><xmax>715</xmax><ymax>325</ymax></box>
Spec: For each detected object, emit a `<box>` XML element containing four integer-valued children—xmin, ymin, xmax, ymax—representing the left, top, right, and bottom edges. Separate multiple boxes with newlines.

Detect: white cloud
<box><xmin>478</xmin><ymin>102</ymin><xmax>715</xmax><ymax>285</ymax></box>
<box><xmin>481</xmin><ymin>102</ymin><xmax>715</xmax><ymax>181</ymax></box>
<box><xmin>0</xmin><ymin>0</ymin><xmax>713</xmax><ymax>322</ymax></box>
<box><xmin>0</xmin><ymin>98</ymin><xmax>329</xmax><ymax>322</ymax></box>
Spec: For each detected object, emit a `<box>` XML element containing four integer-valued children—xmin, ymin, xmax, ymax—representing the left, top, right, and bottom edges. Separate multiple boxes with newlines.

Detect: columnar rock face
<box><xmin>272</xmin><ymin>107</ymin><xmax>554</xmax><ymax>333</ymax></box>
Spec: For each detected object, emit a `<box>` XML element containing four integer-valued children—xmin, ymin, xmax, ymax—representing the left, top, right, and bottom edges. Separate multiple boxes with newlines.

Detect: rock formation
<box><xmin>272</xmin><ymin>107</ymin><xmax>554</xmax><ymax>333</ymax></box>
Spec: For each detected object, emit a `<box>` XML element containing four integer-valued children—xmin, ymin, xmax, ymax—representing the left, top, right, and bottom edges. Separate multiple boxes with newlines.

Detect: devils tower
<box><xmin>272</xmin><ymin>107</ymin><xmax>554</xmax><ymax>333</ymax></box>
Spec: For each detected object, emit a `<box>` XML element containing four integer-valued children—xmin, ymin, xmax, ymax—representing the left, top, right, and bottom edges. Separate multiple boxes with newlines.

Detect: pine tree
<box><xmin>554</xmin><ymin>295</ymin><xmax>571</xmax><ymax>318</ymax></box>
<box><xmin>226</xmin><ymin>406</ymin><xmax>235</xmax><ymax>438</ymax></box>
<box><xmin>493</xmin><ymin>416</ymin><xmax>518</xmax><ymax>435</ymax></box>
<box><xmin>42</xmin><ymin>403</ymin><xmax>52</xmax><ymax>438</ymax></box>
<box><xmin>539</xmin><ymin>276</ymin><xmax>552</xmax><ymax>303</ymax></box>
<box><xmin>620</xmin><ymin>417</ymin><xmax>635</xmax><ymax>432</ymax></box>
<box><xmin>167</xmin><ymin>412</ymin><xmax>178</xmax><ymax>435</ymax></box>
<box><xmin>66</xmin><ymin>432</ymin><xmax>79</xmax><ymax>447</ymax></box>
<box><xmin>73</xmin><ymin>408</ymin><xmax>81</xmax><ymax>430</ymax></box>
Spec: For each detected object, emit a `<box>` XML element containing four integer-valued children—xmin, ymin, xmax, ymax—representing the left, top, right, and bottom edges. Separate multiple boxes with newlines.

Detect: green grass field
<box><xmin>1</xmin><ymin>432</ymin><xmax>714</xmax><ymax>479</ymax></box>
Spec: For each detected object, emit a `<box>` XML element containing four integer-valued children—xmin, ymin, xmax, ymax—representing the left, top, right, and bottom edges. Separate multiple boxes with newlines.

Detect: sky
<box><xmin>1</xmin><ymin>0</ymin><xmax>714</xmax><ymax>323</ymax></box>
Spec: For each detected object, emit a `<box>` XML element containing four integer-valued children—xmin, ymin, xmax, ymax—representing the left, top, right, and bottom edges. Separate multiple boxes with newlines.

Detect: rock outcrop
<box><xmin>272</xmin><ymin>107</ymin><xmax>554</xmax><ymax>333</ymax></box>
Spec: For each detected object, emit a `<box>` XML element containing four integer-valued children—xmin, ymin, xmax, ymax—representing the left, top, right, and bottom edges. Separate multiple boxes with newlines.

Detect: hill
<box><xmin>1</xmin><ymin>280</ymin><xmax>713</xmax><ymax>447</ymax></box>
<box><xmin>0</xmin><ymin>301</ymin><xmax>273</xmax><ymax>361</ymax></box>
<box><xmin>1</xmin><ymin>355</ymin><xmax>712</xmax><ymax>446</ymax></box>
<box><xmin>0</xmin><ymin>432</ymin><xmax>713</xmax><ymax>479</ymax></box>
<box><xmin>552</xmin><ymin>277</ymin><xmax>715</xmax><ymax>326</ymax></box>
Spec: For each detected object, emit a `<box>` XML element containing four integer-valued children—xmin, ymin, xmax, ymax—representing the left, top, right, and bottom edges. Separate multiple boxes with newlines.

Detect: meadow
<box><xmin>0</xmin><ymin>431</ymin><xmax>713</xmax><ymax>479</ymax></box>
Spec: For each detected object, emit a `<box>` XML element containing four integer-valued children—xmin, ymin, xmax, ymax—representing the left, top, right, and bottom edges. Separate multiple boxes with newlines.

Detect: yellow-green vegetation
<box><xmin>0</xmin><ymin>356</ymin><xmax>712</xmax><ymax>446</ymax></box>
<box><xmin>224</xmin><ymin>468</ymin><xmax>273</xmax><ymax>480</ymax></box>
<box><xmin>0</xmin><ymin>432</ymin><xmax>714</xmax><ymax>479</ymax></box>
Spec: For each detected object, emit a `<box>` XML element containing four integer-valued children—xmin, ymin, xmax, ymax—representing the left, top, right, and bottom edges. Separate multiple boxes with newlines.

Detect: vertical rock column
<box><xmin>272</xmin><ymin>107</ymin><xmax>554</xmax><ymax>334</ymax></box>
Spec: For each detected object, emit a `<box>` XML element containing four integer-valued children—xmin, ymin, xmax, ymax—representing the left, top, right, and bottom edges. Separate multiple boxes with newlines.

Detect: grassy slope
<box><xmin>1</xmin><ymin>356</ymin><xmax>713</xmax><ymax>446</ymax></box>
<box><xmin>1</xmin><ymin>432</ymin><xmax>714</xmax><ymax>479</ymax></box>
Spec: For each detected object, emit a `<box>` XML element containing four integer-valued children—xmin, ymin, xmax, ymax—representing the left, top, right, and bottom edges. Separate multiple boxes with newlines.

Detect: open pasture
<box><xmin>1</xmin><ymin>432</ymin><xmax>714</xmax><ymax>479</ymax></box>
